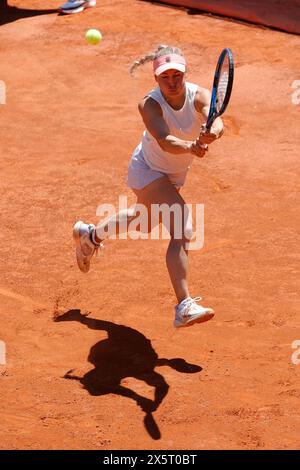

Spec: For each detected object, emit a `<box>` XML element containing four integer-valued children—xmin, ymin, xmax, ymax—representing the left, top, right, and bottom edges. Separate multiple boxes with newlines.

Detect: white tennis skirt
<box><xmin>127</xmin><ymin>147</ymin><xmax>188</xmax><ymax>190</ymax></box>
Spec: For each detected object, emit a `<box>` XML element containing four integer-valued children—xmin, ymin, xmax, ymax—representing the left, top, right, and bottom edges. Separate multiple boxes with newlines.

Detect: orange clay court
<box><xmin>0</xmin><ymin>0</ymin><xmax>300</xmax><ymax>450</ymax></box>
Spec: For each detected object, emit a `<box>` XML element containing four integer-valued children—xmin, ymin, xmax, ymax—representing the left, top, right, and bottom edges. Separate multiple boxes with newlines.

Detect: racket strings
<box><xmin>216</xmin><ymin>60</ymin><xmax>230</xmax><ymax>111</ymax></box>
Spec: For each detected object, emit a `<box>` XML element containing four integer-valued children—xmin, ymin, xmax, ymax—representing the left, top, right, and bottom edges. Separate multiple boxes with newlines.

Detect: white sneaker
<box><xmin>73</xmin><ymin>221</ymin><xmax>101</xmax><ymax>273</ymax></box>
<box><xmin>58</xmin><ymin>0</ymin><xmax>96</xmax><ymax>14</ymax></box>
<box><xmin>174</xmin><ymin>296</ymin><xmax>214</xmax><ymax>328</ymax></box>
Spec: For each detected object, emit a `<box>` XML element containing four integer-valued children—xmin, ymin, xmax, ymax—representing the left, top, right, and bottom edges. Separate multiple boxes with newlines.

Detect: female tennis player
<box><xmin>73</xmin><ymin>45</ymin><xmax>224</xmax><ymax>328</ymax></box>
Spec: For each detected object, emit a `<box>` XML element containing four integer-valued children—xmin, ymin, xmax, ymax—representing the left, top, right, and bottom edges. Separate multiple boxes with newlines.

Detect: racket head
<box><xmin>206</xmin><ymin>48</ymin><xmax>234</xmax><ymax>131</ymax></box>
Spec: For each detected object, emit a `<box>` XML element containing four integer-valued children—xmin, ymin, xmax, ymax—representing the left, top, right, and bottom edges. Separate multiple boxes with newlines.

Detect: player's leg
<box><xmin>133</xmin><ymin>176</ymin><xmax>214</xmax><ymax>327</ymax></box>
<box><xmin>92</xmin><ymin>206</ymin><xmax>148</xmax><ymax>244</ymax></box>
<box><xmin>73</xmin><ymin>198</ymin><xmax>155</xmax><ymax>274</ymax></box>
<box><xmin>72</xmin><ymin>190</ymin><xmax>155</xmax><ymax>274</ymax></box>
<box><xmin>133</xmin><ymin>176</ymin><xmax>191</xmax><ymax>303</ymax></box>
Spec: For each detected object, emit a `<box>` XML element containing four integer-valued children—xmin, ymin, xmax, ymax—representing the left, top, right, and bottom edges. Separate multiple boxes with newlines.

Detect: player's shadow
<box><xmin>0</xmin><ymin>0</ymin><xmax>57</xmax><ymax>26</ymax></box>
<box><xmin>54</xmin><ymin>309</ymin><xmax>203</xmax><ymax>440</ymax></box>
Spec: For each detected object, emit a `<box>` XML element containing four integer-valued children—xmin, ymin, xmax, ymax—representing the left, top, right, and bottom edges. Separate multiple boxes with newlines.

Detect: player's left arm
<box><xmin>195</xmin><ymin>87</ymin><xmax>224</xmax><ymax>144</ymax></box>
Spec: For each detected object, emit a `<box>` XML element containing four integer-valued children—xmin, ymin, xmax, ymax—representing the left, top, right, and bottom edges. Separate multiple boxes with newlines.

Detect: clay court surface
<box><xmin>0</xmin><ymin>0</ymin><xmax>300</xmax><ymax>450</ymax></box>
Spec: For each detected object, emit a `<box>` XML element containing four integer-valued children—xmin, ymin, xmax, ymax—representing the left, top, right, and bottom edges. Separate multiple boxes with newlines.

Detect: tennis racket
<box><xmin>205</xmin><ymin>47</ymin><xmax>234</xmax><ymax>132</ymax></box>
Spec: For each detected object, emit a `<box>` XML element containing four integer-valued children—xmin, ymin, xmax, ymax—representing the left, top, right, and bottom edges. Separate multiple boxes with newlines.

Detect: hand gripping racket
<box><xmin>205</xmin><ymin>48</ymin><xmax>234</xmax><ymax>132</ymax></box>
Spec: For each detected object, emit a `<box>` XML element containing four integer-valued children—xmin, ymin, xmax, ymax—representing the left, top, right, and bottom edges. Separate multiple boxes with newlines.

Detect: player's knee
<box><xmin>169</xmin><ymin>220</ymin><xmax>193</xmax><ymax>242</ymax></box>
<box><xmin>183</xmin><ymin>223</ymin><xmax>194</xmax><ymax>241</ymax></box>
<box><xmin>126</xmin><ymin>208</ymin><xmax>138</xmax><ymax>223</ymax></box>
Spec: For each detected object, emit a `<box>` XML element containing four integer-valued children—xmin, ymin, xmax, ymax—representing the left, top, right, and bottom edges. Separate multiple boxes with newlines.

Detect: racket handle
<box><xmin>205</xmin><ymin>117</ymin><xmax>214</xmax><ymax>132</ymax></box>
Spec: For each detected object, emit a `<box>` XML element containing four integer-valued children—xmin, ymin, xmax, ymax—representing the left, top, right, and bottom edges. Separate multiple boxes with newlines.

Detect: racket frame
<box><xmin>206</xmin><ymin>47</ymin><xmax>234</xmax><ymax>132</ymax></box>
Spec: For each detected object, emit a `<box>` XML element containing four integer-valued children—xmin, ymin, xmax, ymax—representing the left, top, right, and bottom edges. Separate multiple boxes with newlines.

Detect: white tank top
<box><xmin>140</xmin><ymin>82</ymin><xmax>205</xmax><ymax>174</ymax></box>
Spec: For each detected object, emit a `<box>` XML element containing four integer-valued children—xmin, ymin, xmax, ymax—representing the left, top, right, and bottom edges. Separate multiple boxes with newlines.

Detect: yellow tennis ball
<box><xmin>85</xmin><ymin>29</ymin><xmax>102</xmax><ymax>45</ymax></box>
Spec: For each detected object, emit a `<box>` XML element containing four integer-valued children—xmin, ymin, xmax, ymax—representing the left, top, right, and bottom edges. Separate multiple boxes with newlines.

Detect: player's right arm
<box><xmin>138</xmin><ymin>97</ymin><xmax>207</xmax><ymax>158</ymax></box>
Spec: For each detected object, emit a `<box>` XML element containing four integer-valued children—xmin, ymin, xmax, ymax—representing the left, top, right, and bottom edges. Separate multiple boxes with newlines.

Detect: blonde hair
<box><xmin>130</xmin><ymin>44</ymin><xmax>184</xmax><ymax>75</ymax></box>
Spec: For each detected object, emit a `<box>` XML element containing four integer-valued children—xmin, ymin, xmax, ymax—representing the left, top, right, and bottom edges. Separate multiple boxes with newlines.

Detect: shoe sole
<box><xmin>58</xmin><ymin>1</ymin><xmax>96</xmax><ymax>14</ymax></box>
<box><xmin>73</xmin><ymin>221</ymin><xmax>91</xmax><ymax>273</ymax></box>
<box><xmin>73</xmin><ymin>220</ymin><xmax>84</xmax><ymax>246</ymax></box>
<box><xmin>174</xmin><ymin>311</ymin><xmax>214</xmax><ymax>328</ymax></box>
